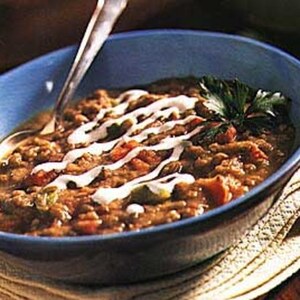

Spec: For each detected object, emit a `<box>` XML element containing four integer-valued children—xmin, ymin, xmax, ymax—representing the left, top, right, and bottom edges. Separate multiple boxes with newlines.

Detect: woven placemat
<box><xmin>0</xmin><ymin>169</ymin><xmax>299</xmax><ymax>300</ymax></box>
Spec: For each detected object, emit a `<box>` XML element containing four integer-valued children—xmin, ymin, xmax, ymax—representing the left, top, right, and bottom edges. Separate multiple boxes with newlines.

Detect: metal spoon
<box><xmin>0</xmin><ymin>0</ymin><xmax>128</xmax><ymax>159</ymax></box>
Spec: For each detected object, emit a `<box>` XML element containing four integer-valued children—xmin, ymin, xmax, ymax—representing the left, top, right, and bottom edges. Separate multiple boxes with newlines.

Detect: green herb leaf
<box><xmin>34</xmin><ymin>186</ymin><xmax>58</xmax><ymax>211</ymax></box>
<box><xmin>200</xmin><ymin>77</ymin><xmax>228</xmax><ymax>119</ymax></box>
<box><xmin>246</xmin><ymin>90</ymin><xmax>288</xmax><ymax>117</ymax></box>
<box><xmin>198</xmin><ymin>76</ymin><xmax>289</xmax><ymax>141</ymax></box>
<box><xmin>200</xmin><ymin>76</ymin><xmax>252</xmax><ymax>121</ymax></box>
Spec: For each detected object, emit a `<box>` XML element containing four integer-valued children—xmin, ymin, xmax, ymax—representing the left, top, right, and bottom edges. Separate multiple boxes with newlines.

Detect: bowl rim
<box><xmin>1</xmin><ymin>29</ymin><xmax>300</xmax><ymax>244</ymax></box>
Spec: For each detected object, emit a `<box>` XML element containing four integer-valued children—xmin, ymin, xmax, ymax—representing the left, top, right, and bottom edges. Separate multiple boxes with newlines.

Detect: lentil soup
<box><xmin>0</xmin><ymin>77</ymin><xmax>294</xmax><ymax>236</ymax></box>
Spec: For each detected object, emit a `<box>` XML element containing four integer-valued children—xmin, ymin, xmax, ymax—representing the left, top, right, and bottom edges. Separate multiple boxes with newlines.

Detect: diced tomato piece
<box><xmin>188</xmin><ymin>117</ymin><xmax>204</xmax><ymax>129</ymax></box>
<box><xmin>199</xmin><ymin>175</ymin><xmax>231</xmax><ymax>206</ymax></box>
<box><xmin>123</xmin><ymin>140</ymin><xmax>140</xmax><ymax>149</ymax></box>
<box><xmin>130</xmin><ymin>158</ymin><xmax>150</xmax><ymax>172</ymax></box>
<box><xmin>110</xmin><ymin>147</ymin><xmax>129</xmax><ymax>162</ymax></box>
<box><xmin>24</xmin><ymin>170</ymin><xmax>57</xmax><ymax>187</ymax></box>
<box><xmin>250</xmin><ymin>146</ymin><xmax>268</xmax><ymax>160</ymax></box>
<box><xmin>216</xmin><ymin>126</ymin><xmax>237</xmax><ymax>144</ymax></box>
<box><xmin>137</xmin><ymin>150</ymin><xmax>161</xmax><ymax>165</ymax></box>
<box><xmin>110</xmin><ymin>140</ymin><xmax>140</xmax><ymax>161</ymax></box>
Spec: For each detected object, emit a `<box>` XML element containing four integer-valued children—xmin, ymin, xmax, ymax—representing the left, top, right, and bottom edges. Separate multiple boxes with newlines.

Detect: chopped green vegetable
<box><xmin>107</xmin><ymin>123</ymin><xmax>122</xmax><ymax>139</ymax></box>
<box><xmin>130</xmin><ymin>185</ymin><xmax>170</xmax><ymax>205</ymax></box>
<box><xmin>34</xmin><ymin>186</ymin><xmax>59</xmax><ymax>211</ymax></box>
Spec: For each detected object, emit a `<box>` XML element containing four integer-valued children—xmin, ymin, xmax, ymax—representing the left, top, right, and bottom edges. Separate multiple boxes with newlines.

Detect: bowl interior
<box><xmin>1</xmin><ymin>30</ymin><xmax>300</xmax><ymax>145</ymax></box>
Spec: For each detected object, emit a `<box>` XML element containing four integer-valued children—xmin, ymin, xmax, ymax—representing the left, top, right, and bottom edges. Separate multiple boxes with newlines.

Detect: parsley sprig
<box><xmin>198</xmin><ymin>76</ymin><xmax>289</xmax><ymax>141</ymax></box>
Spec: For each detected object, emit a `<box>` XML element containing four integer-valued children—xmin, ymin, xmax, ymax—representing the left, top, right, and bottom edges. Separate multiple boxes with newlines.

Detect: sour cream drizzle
<box><xmin>92</xmin><ymin>147</ymin><xmax>196</xmax><ymax>205</ymax></box>
<box><xmin>67</xmin><ymin>89</ymin><xmax>149</xmax><ymax>144</ymax></box>
<box><xmin>32</xmin><ymin>89</ymin><xmax>202</xmax><ymax>205</ymax></box>
<box><xmin>97</xmin><ymin>172</ymin><xmax>195</xmax><ymax>206</ymax></box>
<box><xmin>126</xmin><ymin>203</ymin><xmax>145</xmax><ymax>215</ymax></box>
<box><xmin>32</xmin><ymin>114</ymin><xmax>201</xmax><ymax>174</ymax></box>
<box><xmin>124</xmin><ymin>170</ymin><xmax>196</xmax><ymax>215</ymax></box>
<box><xmin>68</xmin><ymin>94</ymin><xmax>198</xmax><ymax>144</ymax></box>
<box><xmin>47</xmin><ymin>126</ymin><xmax>201</xmax><ymax>191</ymax></box>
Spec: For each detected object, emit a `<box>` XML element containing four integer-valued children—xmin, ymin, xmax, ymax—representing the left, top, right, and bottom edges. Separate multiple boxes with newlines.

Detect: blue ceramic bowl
<box><xmin>0</xmin><ymin>30</ymin><xmax>300</xmax><ymax>285</ymax></box>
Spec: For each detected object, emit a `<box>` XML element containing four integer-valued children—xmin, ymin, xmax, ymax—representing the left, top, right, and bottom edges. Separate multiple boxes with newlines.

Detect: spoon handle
<box><xmin>54</xmin><ymin>0</ymin><xmax>128</xmax><ymax>124</ymax></box>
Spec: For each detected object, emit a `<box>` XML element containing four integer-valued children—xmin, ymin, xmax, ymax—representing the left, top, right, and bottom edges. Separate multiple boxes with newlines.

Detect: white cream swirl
<box><xmin>32</xmin><ymin>89</ymin><xmax>202</xmax><ymax>206</ymax></box>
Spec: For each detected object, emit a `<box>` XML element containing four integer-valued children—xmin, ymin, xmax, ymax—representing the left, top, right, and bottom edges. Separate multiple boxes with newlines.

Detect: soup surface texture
<box><xmin>0</xmin><ymin>77</ymin><xmax>294</xmax><ymax>236</ymax></box>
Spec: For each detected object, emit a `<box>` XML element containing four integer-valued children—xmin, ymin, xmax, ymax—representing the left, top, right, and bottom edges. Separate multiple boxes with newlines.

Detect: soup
<box><xmin>0</xmin><ymin>77</ymin><xmax>294</xmax><ymax>236</ymax></box>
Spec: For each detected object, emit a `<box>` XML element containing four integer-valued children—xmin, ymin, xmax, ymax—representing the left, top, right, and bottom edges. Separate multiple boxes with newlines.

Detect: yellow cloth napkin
<box><xmin>0</xmin><ymin>169</ymin><xmax>299</xmax><ymax>300</ymax></box>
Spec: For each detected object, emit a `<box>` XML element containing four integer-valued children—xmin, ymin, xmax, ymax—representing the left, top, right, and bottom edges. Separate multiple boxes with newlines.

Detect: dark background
<box><xmin>1</xmin><ymin>0</ymin><xmax>300</xmax><ymax>73</ymax></box>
